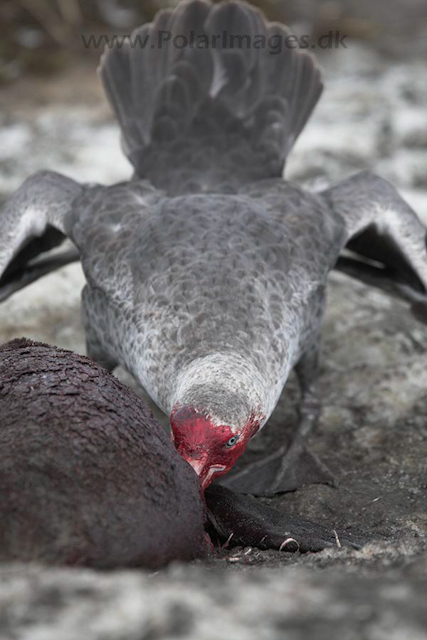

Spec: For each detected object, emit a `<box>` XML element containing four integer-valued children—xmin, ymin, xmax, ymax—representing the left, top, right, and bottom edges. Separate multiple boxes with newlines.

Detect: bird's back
<box><xmin>71</xmin><ymin>178</ymin><xmax>343</xmax><ymax>411</ymax></box>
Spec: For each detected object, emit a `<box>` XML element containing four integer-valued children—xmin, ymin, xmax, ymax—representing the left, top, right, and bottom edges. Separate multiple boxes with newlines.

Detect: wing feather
<box><xmin>323</xmin><ymin>170</ymin><xmax>427</xmax><ymax>318</ymax></box>
<box><xmin>0</xmin><ymin>170</ymin><xmax>82</xmax><ymax>299</ymax></box>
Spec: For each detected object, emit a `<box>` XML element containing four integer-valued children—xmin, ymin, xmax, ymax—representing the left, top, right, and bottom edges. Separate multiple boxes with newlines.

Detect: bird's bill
<box><xmin>184</xmin><ymin>454</ymin><xmax>226</xmax><ymax>489</ymax></box>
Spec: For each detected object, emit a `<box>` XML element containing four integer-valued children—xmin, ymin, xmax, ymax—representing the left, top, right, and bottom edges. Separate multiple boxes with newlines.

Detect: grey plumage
<box><xmin>1</xmin><ymin>0</ymin><xmax>427</xmax><ymax>493</ymax></box>
<box><xmin>99</xmin><ymin>0</ymin><xmax>322</xmax><ymax>194</ymax></box>
<box><xmin>72</xmin><ymin>179</ymin><xmax>337</xmax><ymax>421</ymax></box>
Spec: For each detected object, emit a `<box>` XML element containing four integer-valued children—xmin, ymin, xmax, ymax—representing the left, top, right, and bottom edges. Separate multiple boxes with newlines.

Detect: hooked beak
<box><xmin>184</xmin><ymin>454</ymin><xmax>226</xmax><ymax>490</ymax></box>
<box><xmin>185</xmin><ymin>454</ymin><xmax>209</xmax><ymax>478</ymax></box>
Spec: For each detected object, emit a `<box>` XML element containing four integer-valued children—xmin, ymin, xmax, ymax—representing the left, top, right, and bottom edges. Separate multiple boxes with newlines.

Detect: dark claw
<box><xmin>205</xmin><ymin>484</ymin><xmax>364</xmax><ymax>553</ymax></box>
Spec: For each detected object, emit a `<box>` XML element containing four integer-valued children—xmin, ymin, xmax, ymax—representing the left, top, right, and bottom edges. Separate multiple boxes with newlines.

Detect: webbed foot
<box><xmin>220</xmin><ymin>438</ymin><xmax>335</xmax><ymax>496</ymax></box>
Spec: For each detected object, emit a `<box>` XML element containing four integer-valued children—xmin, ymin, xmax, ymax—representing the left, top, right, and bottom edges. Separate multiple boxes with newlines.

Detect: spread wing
<box><xmin>0</xmin><ymin>171</ymin><xmax>82</xmax><ymax>301</ymax></box>
<box><xmin>322</xmin><ymin>170</ymin><xmax>427</xmax><ymax>323</ymax></box>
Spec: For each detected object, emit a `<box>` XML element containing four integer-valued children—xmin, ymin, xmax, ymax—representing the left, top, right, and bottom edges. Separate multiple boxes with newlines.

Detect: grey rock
<box><xmin>0</xmin><ymin>560</ymin><xmax>427</xmax><ymax>640</ymax></box>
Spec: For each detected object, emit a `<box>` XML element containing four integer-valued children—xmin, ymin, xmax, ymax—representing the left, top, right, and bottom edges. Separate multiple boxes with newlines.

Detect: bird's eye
<box><xmin>226</xmin><ymin>436</ymin><xmax>239</xmax><ymax>448</ymax></box>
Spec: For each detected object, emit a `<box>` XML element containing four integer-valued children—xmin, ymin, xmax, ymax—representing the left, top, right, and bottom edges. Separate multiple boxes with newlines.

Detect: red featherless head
<box><xmin>170</xmin><ymin>404</ymin><xmax>260</xmax><ymax>490</ymax></box>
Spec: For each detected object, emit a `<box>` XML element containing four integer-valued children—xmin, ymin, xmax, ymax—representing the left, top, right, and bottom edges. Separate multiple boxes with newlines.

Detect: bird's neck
<box><xmin>169</xmin><ymin>352</ymin><xmax>270</xmax><ymax>432</ymax></box>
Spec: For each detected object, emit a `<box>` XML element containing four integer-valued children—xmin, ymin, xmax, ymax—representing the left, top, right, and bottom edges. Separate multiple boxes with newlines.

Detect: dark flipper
<box><xmin>205</xmin><ymin>485</ymin><xmax>363</xmax><ymax>553</ymax></box>
<box><xmin>221</xmin><ymin>343</ymin><xmax>334</xmax><ymax>496</ymax></box>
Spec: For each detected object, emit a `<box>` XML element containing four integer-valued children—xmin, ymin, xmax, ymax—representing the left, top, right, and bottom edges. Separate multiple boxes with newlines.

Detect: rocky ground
<box><xmin>0</xmin><ymin>34</ymin><xmax>427</xmax><ymax>640</ymax></box>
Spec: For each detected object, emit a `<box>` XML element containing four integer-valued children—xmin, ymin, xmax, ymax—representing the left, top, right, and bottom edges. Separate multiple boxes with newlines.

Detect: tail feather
<box><xmin>100</xmin><ymin>46</ymin><xmax>139</xmax><ymax>159</ymax></box>
<box><xmin>99</xmin><ymin>0</ymin><xmax>323</xmax><ymax>194</ymax></box>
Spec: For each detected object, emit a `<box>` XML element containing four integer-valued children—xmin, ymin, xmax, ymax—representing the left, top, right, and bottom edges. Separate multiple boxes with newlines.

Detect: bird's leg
<box><xmin>269</xmin><ymin>343</ymin><xmax>334</xmax><ymax>494</ymax></box>
<box><xmin>221</xmin><ymin>343</ymin><xmax>334</xmax><ymax>496</ymax></box>
<box><xmin>82</xmin><ymin>286</ymin><xmax>119</xmax><ymax>373</ymax></box>
<box><xmin>85</xmin><ymin>338</ymin><xmax>118</xmax><ymax>373</ymax></box>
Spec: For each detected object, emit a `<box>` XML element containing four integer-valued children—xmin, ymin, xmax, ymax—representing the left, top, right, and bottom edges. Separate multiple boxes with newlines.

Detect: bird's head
<box><xmin>170</xmin><ymin>405</ymin><xmax>260</xmax><ymax>490</ymax></box>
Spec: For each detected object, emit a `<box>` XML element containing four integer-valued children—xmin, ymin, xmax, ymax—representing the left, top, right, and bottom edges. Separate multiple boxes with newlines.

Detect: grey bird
<box><xmin>1</xmin><ymin>0</ymin><xmax>427</xmax><ymax>495</ymax></box>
